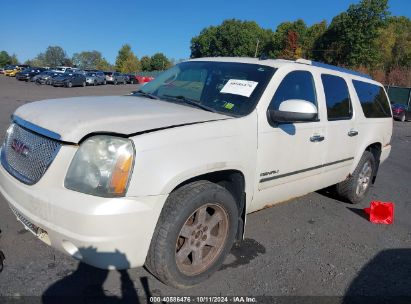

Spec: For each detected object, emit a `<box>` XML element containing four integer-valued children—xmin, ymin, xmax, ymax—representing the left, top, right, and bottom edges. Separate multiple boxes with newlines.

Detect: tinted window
<box><xmin>353</xmin><ymin>81</ymin><xmax>391</xmax><ymax>118</ymax></box>
<box><xmin>269</xmin><ymin>71</ymin><xmax>316</xmax><ymax>110</ymax></box>
<box><xmin>322</xmin><ymin>74</ymin><xmax>352</xmax><ymax>120</ymax></box>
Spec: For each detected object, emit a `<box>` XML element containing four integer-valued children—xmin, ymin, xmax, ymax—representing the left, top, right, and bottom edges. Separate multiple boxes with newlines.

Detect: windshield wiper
<box><xmin>162</xmin><ymin>94</ymin><xmax>217</xmax><ymax>113</ymax></box>
<box><xmin>133</xmin><ymin>90</ymin><xmax>159</xmax><ymax>100</ymax></box>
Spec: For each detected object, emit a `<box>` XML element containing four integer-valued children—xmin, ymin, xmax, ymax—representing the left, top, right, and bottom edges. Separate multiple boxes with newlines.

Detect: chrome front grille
<box><xmin>0</xmin><ymin>123</ymin><xmax>61</xmax><ymax>185</ymax></box>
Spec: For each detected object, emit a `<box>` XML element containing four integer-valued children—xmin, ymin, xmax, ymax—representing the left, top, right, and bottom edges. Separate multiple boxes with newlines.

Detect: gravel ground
<box><xmin>0</xmin><ymin>75</ymin><xmax>410</xmax><ymax>303</ymax></box>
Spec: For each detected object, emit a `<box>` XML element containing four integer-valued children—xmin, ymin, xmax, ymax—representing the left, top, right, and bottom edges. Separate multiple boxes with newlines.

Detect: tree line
<box><xmin>190</xmin><ymin>0</ymin><xmax>411</xmax><ymax>87</ymax></box>
<box><xmin>2</xmin><ymin>0</ymin><xmax>409</xmax><ymax>86</ymax></box>
<box><xmin>0</xmin><ymin>45</ymin><xmax>174</xmax><ymax>73</ymax></box>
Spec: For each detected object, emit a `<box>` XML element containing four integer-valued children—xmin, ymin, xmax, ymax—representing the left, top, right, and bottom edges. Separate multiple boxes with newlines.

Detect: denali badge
<box><xmin>11</xmin><ymin>139</ymin><xmax>30</xmax><ymax>157</ymax></box>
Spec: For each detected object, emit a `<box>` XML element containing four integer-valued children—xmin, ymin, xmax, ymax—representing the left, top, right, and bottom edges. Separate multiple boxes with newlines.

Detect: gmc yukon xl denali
<box><xmin>0</xmin><ymin>57</ymin><xmax>392</xmax><ymax>288</ymax></box>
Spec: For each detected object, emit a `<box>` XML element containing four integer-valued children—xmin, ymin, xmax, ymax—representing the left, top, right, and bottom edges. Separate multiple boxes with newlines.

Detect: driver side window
<box><xmin>268</xmin><ymin>70</ymin><xmax>317</xmax><ymax>110</ymax></box>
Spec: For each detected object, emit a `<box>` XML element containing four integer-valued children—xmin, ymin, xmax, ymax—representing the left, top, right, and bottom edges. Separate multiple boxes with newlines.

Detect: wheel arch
<box><xmin>365</xmin><ymin>142</ymin><xmax>382</xmax><ymax>183</ymax></box>
<box><xmin>171</xmin><ymin>169</ymin><xmax>247</xmax><ymax>241</ymax></box>
<box><xmin>351</xmin><ymin>141</ymin><xmax>382</xmax><ymax>184</ymax></box>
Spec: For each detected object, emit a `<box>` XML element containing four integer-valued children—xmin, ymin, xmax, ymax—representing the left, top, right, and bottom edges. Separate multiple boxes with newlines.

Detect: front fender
<box><xmin>126</xmin><ymin>113</ymin><xmax>258</xmax><ymax>199</ymax></box>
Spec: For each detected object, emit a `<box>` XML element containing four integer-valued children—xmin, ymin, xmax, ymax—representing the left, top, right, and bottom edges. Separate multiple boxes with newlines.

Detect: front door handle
<box><xmin>348</xmin><ymin>130</ymin><xmax>359</xmax><ymax>137</ymax></box>
<box><xmin>310</xmin><ymin>135</ymin><xmax>325</xmax><ymax>142</ymax></box>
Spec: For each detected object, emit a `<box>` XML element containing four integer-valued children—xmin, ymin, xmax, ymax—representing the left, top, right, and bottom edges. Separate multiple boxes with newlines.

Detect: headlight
<box><xmin>65</xmin><ymin>135</ymin><xmax>135</xmax><ymax>197</ymax></box>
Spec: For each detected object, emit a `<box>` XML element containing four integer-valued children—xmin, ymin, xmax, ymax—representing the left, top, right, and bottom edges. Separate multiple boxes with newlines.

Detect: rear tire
<box><xmin>400</xmin><ymin>113</ymin><xmax>406</xmax><ymax>122</ymax></box>
<box><xmin>335</xmin><ymin>151</ymin><xmax>376</xmax><ymax>204</ymax></box>
<box><xmin>67</xmin><ymin>81</ymin><xmax>73</xmax><ymax>88</ymax></box>
<box><xmin>145</xmin><ymin>181</ymin><xmax>238</xmax><ymax>288</ymax></box>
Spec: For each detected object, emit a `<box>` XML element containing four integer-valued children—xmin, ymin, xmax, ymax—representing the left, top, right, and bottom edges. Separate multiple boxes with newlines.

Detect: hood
<box><xmin>54</xmin><ymin>75</ymin><xmax>70</xmax><ymax>80</ymax></box>
<box><xmin>14</xmin><ymin>96</ymin><xmax>231</xmax><ymax>143</ymax></box>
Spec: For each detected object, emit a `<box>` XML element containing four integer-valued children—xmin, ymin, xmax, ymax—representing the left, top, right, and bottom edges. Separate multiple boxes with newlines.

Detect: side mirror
<box><xmin>267</xmin><ymin>99</ymin><xmax>318</xmax><ymax>124</ymax></box>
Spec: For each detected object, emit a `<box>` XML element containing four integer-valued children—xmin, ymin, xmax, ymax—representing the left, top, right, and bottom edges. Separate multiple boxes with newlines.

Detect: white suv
<box><xmin>0</xmin><ymin>57</ymin><xmax>392</xmax><ymax>288</ymax></box>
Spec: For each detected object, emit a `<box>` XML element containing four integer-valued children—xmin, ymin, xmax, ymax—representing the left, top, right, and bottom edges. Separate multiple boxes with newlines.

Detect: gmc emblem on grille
<box><xmin>11</xmin><ymin>139</ymin><xmax>30</xmax><ymax>157</ymax></box>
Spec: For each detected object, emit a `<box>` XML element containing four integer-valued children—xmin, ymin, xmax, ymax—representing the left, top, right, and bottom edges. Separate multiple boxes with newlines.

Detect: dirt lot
<box><xmin>0</xmin><ymin>75</ymin><xmax>410</xmax><ymax>302</ymax></box>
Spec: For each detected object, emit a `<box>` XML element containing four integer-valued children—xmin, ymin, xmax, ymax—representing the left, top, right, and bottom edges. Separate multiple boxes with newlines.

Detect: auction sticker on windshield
<box><xmin>220</xmin><ymin>79</ymin><xmax>258</xmax><ymax>97</ymax></box>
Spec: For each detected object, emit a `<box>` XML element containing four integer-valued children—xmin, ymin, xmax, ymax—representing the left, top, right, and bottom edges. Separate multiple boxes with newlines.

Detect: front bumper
<box><xmin>53</xmin><ymin>81</ymin><xmax>66</xmax><ymax>87</ymax></box>
<box><xmin>0</xmin><ymin>146</ymin><xmax>166</xmax><ymax>269</ymax></box>
<box><xmin>16</xmin><ymin>75</ymin><xmax>30</xmax><ymax>81</ymax></box>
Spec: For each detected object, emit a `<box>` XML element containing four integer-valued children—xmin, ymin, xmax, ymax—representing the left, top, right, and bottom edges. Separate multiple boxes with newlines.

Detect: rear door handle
<box><xmin>348</xmin><ymin>130</ymin><xmax>358</xmax><ymax>137</ymax></box>
<box><xmin>310</xmin><ymin>135</ymin><xmax>325</xmax><ymax>142</ymax></box>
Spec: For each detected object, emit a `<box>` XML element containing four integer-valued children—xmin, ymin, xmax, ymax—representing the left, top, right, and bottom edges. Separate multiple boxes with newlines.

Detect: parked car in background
<box><xmin>4</xmin><ymin>66</ymin><xmax>23</xmax><ymax>77</ymax></box>
<box><xmin>0</xmin><ymin>68</ymin><xmax>4</xmax><ymax>74</ymax></box>
<box><xmin>386</xmin><ymin>86</ymin><xmax>411</xmax><ymax>122</ymax></box>
<box><xmin>53</xmin><ymin>73</ymin><xmax>86</xmax><ymax>87</ymax></box>
<box><xmin>85</xmin><ymin>72</ymin><xmax>106</xmax><ymax>86</ymax></box>
<box><xmin>104</xmin><ymin>71</ymin><xmax>126</xmax><ymax>85</ymax></box>
<box><xmin>3</xmin><ymin>65</ymin><xmax>17</xmax><ymax>75</ymax></box>
<box><xmin>16</xmin><ymin>67</ymin><xmax>46</xmax><ymax>81</ymax></box>
<box><xmin>391</xmin><ymin>104</ymin><xmax>410</xmax><ymax>122</ymax></box>
<box><xmin>135</xmin><ymin>75</ymin><xmax>155</xmax><ymax>84</ymax></box>
<box><xmin>33</xmin><ymin>71</ymin><xmax>63</xmax><ymax>85</ymax></box>
<box><xmin>124</xmin><ymin>74</ymin><xmax>137</xmax><ymax>84</ymax></box>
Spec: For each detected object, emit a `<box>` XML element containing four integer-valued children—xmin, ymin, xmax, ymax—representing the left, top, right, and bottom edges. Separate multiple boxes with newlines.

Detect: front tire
<box><xmin>146</xmin><ymin>181</ymin><xmax>238</xmax><ymax>288</ymax></box>
<box><xmin>336</xmin><ymin>151</ymin><xmax>376</xmax><ymax>204</ymax></box>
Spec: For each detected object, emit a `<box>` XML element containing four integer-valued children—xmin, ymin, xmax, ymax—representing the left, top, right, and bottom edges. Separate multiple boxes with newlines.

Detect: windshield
<box><xmin>135</xmin><ymin>61</ymin><xmax>276</xmax><ymax>117</ymax></box>
<box><xmin>86</xmin><ymin>73</ymin><xmax>96</xmax><ymax>77</ymax></box>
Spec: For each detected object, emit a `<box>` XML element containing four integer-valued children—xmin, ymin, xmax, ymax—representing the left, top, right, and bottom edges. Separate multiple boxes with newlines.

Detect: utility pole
<box><xmin>254</xmin><ymin>39</ymin><xmax>260</xmax><ymax>58</ymax></box>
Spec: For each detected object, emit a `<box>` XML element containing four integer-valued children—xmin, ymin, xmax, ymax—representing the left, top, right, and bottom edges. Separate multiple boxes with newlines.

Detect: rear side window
<box><xmin>269</xmin><ymin>70</ymin><xmax>317</xmax><ymax>110</ymax></box>
<box><xmin>322</xmin><ymin>74</ymin><xmax>352</xmax><ymax>120</ymax></box>
<box><xmin>353</xmin><ymin>81</ymin><xmax>391</xmax><ymax>118</ymax></box>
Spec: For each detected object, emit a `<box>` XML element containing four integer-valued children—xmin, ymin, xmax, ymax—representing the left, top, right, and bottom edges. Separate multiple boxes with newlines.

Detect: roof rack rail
<box><xmin>295</xmin><ymin>59</ymin><xmax>372</xmax><ymax>79</ymax></box>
